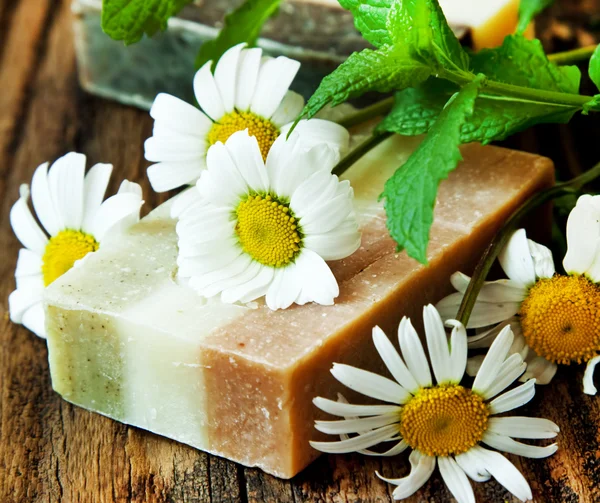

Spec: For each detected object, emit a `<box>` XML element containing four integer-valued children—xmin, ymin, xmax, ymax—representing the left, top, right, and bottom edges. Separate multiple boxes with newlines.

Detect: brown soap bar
<box><xmin>44</xmin><ymin>137</ymin><xmax>554</xmax><ymax>478</ymax></box>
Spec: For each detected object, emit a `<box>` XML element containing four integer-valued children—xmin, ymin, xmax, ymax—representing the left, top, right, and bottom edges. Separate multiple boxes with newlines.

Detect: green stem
<box><xmin>443</xmin><ymin>70</ymin><xmax>592</xmax><ymax>108</ymax></box>
<box><xmin>456</xmin><ymin>160</ymin><xmax>600</xmax><ymax>327</ymax></box>
<box><xmin>332</xmin><ymin>132</ymin><xmax>393</xmax><ymax>177</ymax></box>
<box><xmin>548</xmin><ymin>44</ymin><xmax>598</xmax><ymax>65</ymax></box>
<box><xmin>336</xmin><ymin>97</ymin><xmax>395</xmax><ymax>129</ymax></box>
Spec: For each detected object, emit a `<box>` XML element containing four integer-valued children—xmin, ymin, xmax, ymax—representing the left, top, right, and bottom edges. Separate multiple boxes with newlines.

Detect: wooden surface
<box><xmin>1</xmin><ymin>0</ymin><xmax>600</xmax><ymax>501</ymax></box>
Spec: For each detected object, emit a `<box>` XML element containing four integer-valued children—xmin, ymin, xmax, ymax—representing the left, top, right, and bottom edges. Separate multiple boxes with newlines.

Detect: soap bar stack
<box><xmin>44</xmin><ymin>135</ymin><xmax>553</xmax><ymax>478</ymax></box>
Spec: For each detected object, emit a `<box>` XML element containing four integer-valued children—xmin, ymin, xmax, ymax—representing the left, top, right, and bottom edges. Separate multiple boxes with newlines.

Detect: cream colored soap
<box><xmin>44</xmin><ymin>136</ymin><xmax>554</xmax><ymax>478</ymax></box>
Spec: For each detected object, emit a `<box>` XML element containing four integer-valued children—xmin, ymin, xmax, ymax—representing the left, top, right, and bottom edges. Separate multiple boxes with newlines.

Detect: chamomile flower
<box><xmin>175</xmin><ymin>128</ymin><xmax>360</xmax><ymax>310</ymax></box>
<box><xmin>311</xmin><ymin>305</ymin><xmax>558</xmax><ymax>503</ymax></box>
<box><xmin>9</xmin><ymin>153</ymin><xmax>143</xmax><ymax>338</ymax></box>
<box><xmin>144</xmin><ymin>43</ymin><xmax>349</xmax><ymax>193</ymax></box>
<box><xmin>437</xmin><ymin>195</ymin><xmax>600</xmax><ymax>394</ymax></box>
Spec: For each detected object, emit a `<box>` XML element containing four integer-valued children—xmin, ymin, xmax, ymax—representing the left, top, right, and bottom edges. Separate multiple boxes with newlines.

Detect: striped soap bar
<box><xmin>44</xmin><ymin>135</ymin><xmax>553</xmax><ymax>478</ymax></box>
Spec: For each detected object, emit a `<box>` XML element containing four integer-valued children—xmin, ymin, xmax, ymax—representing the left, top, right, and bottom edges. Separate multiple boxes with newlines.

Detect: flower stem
<box><xmin>332</xmin><ymin>131</ymin><xmax>393</xmax><ymax>177</ymax></box>
<box><xmin>336</xmin><ymin>97</ymin><xmax>395</xmax><ymax>129</ymax></box>
<box><xmin>548</xmin><ymin>44</ymin><xmax>598</xmax><ymax>65</ymax></box>
<box><xmin>456</xmin><ymin>160</ymin><xmax>600</xmax><ymax>327</ymax></box>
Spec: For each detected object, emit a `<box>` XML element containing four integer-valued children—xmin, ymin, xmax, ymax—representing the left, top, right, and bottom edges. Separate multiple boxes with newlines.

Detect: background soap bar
<box><xmin>44</xmin><ymin>137</ymin><xmax>554</xmax><ymax>478</ymax></box>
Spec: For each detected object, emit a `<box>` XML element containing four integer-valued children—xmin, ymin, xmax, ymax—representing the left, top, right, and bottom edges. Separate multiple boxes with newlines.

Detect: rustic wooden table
<box><xmin>1</xmin><ymin>0</ymin><xmax>600</xmax><ymax>501</ymax></box>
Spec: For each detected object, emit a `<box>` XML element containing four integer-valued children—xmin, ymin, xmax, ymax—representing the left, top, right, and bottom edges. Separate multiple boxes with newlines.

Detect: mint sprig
<box><xmin>195</xmin><ymin>0</ymin><xmax>282</xmax><ymax>70</ymax></box>
<box><xmin>101</xmin><ymin>0</ymin><xmax>192</xmax><ymax>45</ymax></box>
<box><xmin>297</xmin><ymin>0</ymin><xmax>598</xmax><ymax>262</ymax></box>
<box><xmin>381</xmin><ymin>77</ymin><xmax>482</xmax><ymax>264</ymax></box>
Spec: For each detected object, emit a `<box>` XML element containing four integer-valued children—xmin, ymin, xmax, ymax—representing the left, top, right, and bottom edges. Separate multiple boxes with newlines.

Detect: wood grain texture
<box><xmin>1</xmin><ymin>0</ymin><xmax>599</xmax><ymax>501</ymax></box>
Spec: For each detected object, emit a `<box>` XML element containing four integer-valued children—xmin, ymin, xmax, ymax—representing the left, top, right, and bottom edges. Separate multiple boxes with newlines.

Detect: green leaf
<box><xmin>583</xmin><ymin>95</ymin><xmax>600</xmax><ymax>113</ymax></box>
<box><xmin>387</xmin><ymin>0</ymin><xmax>469</xmax><ymax>72</ymax></box>
<box><xmin>101</xmin><ymin>0</ymin><xmax>191</xmax><ymax>45</ymax></box>
<box><xmin>588</xmin><ymin>44</ymin><xmax>600</xmax><ymax>91</ymax></box>
<box><xmin>379</xmin><ymin>35</ymin><xmax>581</xmax><ymax>143</ymax></box>
<box><xmin>195</xmin><ymin>0</ymin><xmax>282</xmax><ymax>70</ymax></box>
<box><xmin>338</xmin><ymin>0</ymin><xmax>393</xmax><ymax>48</ymax></box>
<box><xmin>381</xmin><ymin>77</ymin><xmax>482</xmax><ymax>264</ymax></box>
<box><xmin>517</xmin><ymin>0</ymin><xmax>553</xmax><ymax>34</ymax></box>
<box><xmin>302</xmin><ymin>45</ymin><xmax>430</xmax><ymax>119</ymax></box>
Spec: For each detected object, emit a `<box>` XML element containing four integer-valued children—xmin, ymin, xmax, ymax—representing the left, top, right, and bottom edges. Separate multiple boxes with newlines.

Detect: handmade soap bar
<box><xmin>44</xmin><ymin>137</ymin><xmax>554</xmax><ymax>478</ymax></box>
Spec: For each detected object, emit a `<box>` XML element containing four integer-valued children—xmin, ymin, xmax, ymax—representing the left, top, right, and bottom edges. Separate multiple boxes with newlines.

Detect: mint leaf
<box><xmin>381</xmin><ymin>77</ymin><xmax>481</xmax><ymax>264</ymax></box>
<box><xmin>102</xmin><ymin>0</ymin><xmax>191</xmax><ymax>45</ymax></box>
<box><xmin>338</xmin><ymin>0</ymin><xmax>392</xmax><ymax>48</ymax></box>
<box><xmin>195</xmin><ymin>0</ymin><xmax>282</xmax><ymax>70</ymax></box>
<box><xmin>379</xmin><ymin>35</ymin><xmax>581</xmax><ymax>143</ymax></box>
<box><xmin>474</xmin><ymin>35</ymin><xmax>580</xmax><ymax>94</ymax></box>
<box><xmin>387</xmin><ymin>0</ymin><xmax>469</xmax><ymax>72</ymax></box>
<box><xmin>517</xmin><ymin>0</ymin><xmax>553</xmax><ymax>34</ymax></box>
<box><xmin>589</xmin><ymin>44</ymin><xmax>600</xmax><ymax>91</ymax></box>
<box><xmin>302</xmin><ymin>45</ymin><xmax>430</xmax><ymax>119</ymax></box>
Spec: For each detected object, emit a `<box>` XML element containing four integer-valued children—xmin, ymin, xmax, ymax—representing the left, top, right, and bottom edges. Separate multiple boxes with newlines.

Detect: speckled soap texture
<box><xmin>44</xmin><ymin>133</ymin><xmax>554</xmax><ymax>478</ymax></box>
<box><xmin>72</xmin><ymin>0</ymin><xmax>523</xmax><ymax>110</ymax></box>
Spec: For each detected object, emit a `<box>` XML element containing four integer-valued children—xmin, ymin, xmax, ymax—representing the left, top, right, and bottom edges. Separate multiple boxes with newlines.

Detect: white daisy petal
<box><xmin>250</xmin><ymin>56</ymin><xmax>301</xmax><ymax>119</ymax></box>
<box><xmin>372</xmin><ymin>326</ymin><xmax>419</xmax><ymax>393</ymax></box>
<box><xmin>563</xmin><ymin>194</ymin><xmax>600</xmax><ymax>280</ymax></box>
<box><xmin>10</xmin><ymin>188</ymin><xmax>48</xmax><ymax>254</ymax></box>
<box><xmin>189</xmin><ymin>253</ymin><xmax>252</xmax><ymax>292</ymax></box>
<box><xmin>489</xmin><ymin>379</ymin><xmax>536</xmax><ymax>414</ymax></box>
<box><xmin>445</xmin><ymin>319</ymin><xmax>467</xmax><ymax>383</ymax></box>
<box><xmin>357</xmin><ymin>439</ymin><xmax>409</xmax><ymax>457</ymax></box>
<box><xmin>194</xmin><ymin>61</ymin><xmax>226</xmax><ymax>121</ymax></box>
<box><xmin>144</xmin><ymin>135</ymin><xmax>208</xmax><ymax>163</ymax></box>
<box><xmin>15</xmin><ymin>248</ymin><xmax>43</xmax><ymax>278</ymax></box>
<box><xmin>235</xmin><ymin>47</ymin><xmax>263</xmax><ymax>111</ymax></box>
<box><xmin>314</xmin><ymin>413</ymin><xmax>399</xmax><ymax>435</ymax></box>
<box><xmin>270</xmin><ymin>91</ymin><xmax>305</xmax><ymax>126</ymax></box>
<box><xmin>21</xmin><ymin>301</ymin><xmax>47</xmax><ymax>339</ymax></box>
<box><xmin>436</xmin><ymin>293</ymin><xmax>521</xmax><ymax>329</ymax></box>
<box><xmin>30</xmin><ymin>162</ymin><xmax>60</xmax><ymax>236</ymax></box>
<box><xmin>449</xmin><ymin>272</ymin><xmax>528</xmax><ymax>303</ymax></box>
<box><xmin>438</xmin><ymin>456</ymin><xmax>475</xmax><ymax>503</ymax></box>
<box><xmin>480</xmin><ymin>353</ymin><xmax>526</xmax><ymax>400</ymax></box>
<box><xmin>312</xmin><ymin>396</ymin><xmax>401</xmax><ymax>418</ymax></box>
<box><xmin>423</xmin><ymin>305</ymin><xmax>453</xmax><ymax>384</ymax></box>
<box><xmin>520</xmin><ymin>355</ymin><xmax>557</xmax><ymax>385</ymax></box>
<box><xmin>470</xmin><ymin>446</ymin><xmax>533</xmax><ymax>502</ymax></box>
<box><xmin>280</xmin><ymin>118</ymin><xmax>350</xmax><ymax>155</ymax></box>
<box><xmin>498</xmin><ymin>229</ymin><xmax>536</xmax><ymax>286</ymax></box>
<box><xmin>455</xmin><ymin>450</ymin><xmax>491</xmax><ymax>482</ymax></box>
<box><xmin>147</xmin><ymin>161</ymin><xmax>205</xmax><ymax>193</ymax></box>
<box><xmin>265</xmin><ymin>264</ymin><xmax>303</xmax><ymax>310</ymax></box>
<box><xmin>583</xmin><ymin>355</ymin><xmax>600</xmax><ymax>395</ymax></box>
<box><xmin>398</xmin><ymin>317</ymin><xmax>432</xmax><ymax>388</ymax></box>
<box><xmin>81</xmin><ymin>163</ymin><xmax>112</xmax><ymax>233</ymax></box>
<box><xmin>292</xmin><ymin>249</ymin><xmax>339</xmax><ymax>307</ymax></box>
<box><xmin>213</xmin><ymin>43</ymin><xmax>245</xmax><ymax>113</ymax></box>
<box><xmin>222</xmin><ymin>128</ymin><xmax>269</xmax><ymax>193</ymax></box>
<box><xmin>170</xmin><ymin>188</ymin><xmax>203</xmax><ymax>219</ymax></box>
<box><xmin>488</xmin><ymin>417</ymin><xmax>559</xmax><ymax>439</ymax></box>
<box><xmin>467</xmin><ymin>318</ymin><xmax>520</xmax><ymax>349</ymax></box>
<box><xmin>202</xmin><ymin>261</ymin><xmax>261</xmax><ymax>298</ymax></box>
<box><xmin>48</xmin><ymin>152</ymin><xmax>86</xmax><ymax>230</ymax></box>
<box><xmin>482</xmin><ymin>431</ymin><xmax>558</xmax><ymax>458</ymax></box>
<box><xmin>309</xmin><ymin>424</ymin><xmax>399</xmax><ymax>454</ymax></box>
<box><xmin>472</xmin><ymin>325</ymin><xmax>514</xmax><ymax>395</ymax></box>
<box><xmin>221</xmin><ymin>265</ymin><xmax>274</xmax><ymax>304</ymax></box>
<box><xmin>150</xmin><ymin>93</ymin><xmax>213</xmax><ymax>135</ymax></box>
<box><xmin>330</xmin><ymin>363</ymin><xmax>411</xmax><ymax>404</ymax></box>
<box><xmin>376</xmin><ymin>451</ymin><xmax>436</xmax><ymax>500</ymax></box>
<box><xmin>89</xmin><ymin>189</ymin><xmax>143</xmax><ymax>242</ymax></box>
<box><xmin>8</xmin><ymin>288</ymin><xmax>44</xmax><ymax>324</ymax></box>
<box><xmin>303</xmin><ymin>225</ymin><xmax>361</xmax><ymax>261</ymax></box>
<box><xmin>528</xmin><ymin>239</ymin><xmax>555</xmax><ymax>279</ymax></box>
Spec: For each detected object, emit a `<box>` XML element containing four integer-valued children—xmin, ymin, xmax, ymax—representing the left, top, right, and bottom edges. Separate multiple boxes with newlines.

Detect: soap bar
<box><xmin>44</xmin><ymin>137</ymin><xmax>554</xmax><ymax>478</ymax></box>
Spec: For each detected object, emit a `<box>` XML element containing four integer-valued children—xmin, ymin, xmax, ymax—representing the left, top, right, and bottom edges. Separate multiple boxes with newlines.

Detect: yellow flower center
<box><xmin>207</xmin><ymin>111</ymin><xmax>279</xmax><ymax>160</ymax></box>
<box><xmin>42</xmin><ymin>230</ymin><xmax>99</xmax><ymax>286</ymax></box>
<box><xmin>399</xmin><ymin>385</ymin><xmax>489</xmax><ymax>457</ymax></box>
<box><xmin>235</xmin><ymin>194</ymin><xmax>301</xmax><ymax>267</ymax></box>
<box><xmin>519</xmin><ymin>274</ymin><xmax>600</xmax><ymax>364</ymax></box>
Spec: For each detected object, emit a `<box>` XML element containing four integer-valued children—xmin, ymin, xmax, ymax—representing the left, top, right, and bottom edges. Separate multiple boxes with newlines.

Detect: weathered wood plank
<box><xmin>1</xmin><ymin>0</ymin><xmax>600</xmax><ymax>501</ymax></box>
